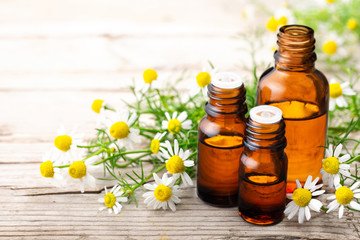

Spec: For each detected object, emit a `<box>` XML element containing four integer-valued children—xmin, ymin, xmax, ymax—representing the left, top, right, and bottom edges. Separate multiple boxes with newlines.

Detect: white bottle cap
<box><xmin>250</xmin><ymin>105</ymin><xmax>283</xmax><ymax>124</ymax></box>
<box><xmin>211</xmin><ymin>72</ymin><xmax>243</xmax><ymax>89</ymax></box>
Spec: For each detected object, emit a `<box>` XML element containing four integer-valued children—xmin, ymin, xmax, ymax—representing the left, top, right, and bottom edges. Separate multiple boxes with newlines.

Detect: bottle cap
<box><xmin>211</xmin><ymin>72</ymin><xmax>243</xmax><ymax>89</ymax></box>
<box><xmin>250</xmin><ymin>105</ymin><xmax>283</xmax><ymax>124</ymax></box>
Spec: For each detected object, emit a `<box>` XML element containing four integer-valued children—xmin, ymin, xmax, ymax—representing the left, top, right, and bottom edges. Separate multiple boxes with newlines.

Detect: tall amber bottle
<box><xmin>257</xmin><ymin>25</ymin><xmax>329</xmax><ymax>192</ymax></box>
<box><xmin>238</xmin><ymin>105</ymin><xmax>287</xmax><ymax>225</ymax></box>
<box><xmin>197</xmin><ymin>72</ymin><xmax>247</xmax><ymax>207</ymax></box>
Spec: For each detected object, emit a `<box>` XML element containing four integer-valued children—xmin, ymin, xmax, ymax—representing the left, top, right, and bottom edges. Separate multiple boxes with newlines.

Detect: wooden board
<box><xmin>1</xmin><ymin>0</ymin><xmax>360</xmax><ymax>239</ymax></box>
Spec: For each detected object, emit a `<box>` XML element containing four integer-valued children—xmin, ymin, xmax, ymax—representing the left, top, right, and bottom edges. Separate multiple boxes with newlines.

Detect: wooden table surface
<box><xmin>1</xmin><ymin>1</ymin><xmax>359</xmax><ymax>239</ymax></box>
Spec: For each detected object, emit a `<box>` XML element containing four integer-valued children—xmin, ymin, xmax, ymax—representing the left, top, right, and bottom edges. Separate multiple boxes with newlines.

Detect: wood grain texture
<box><xmin>1</xmin><ymin>0</ymin><xmax>359</xmax><ymax>239</ymax></box>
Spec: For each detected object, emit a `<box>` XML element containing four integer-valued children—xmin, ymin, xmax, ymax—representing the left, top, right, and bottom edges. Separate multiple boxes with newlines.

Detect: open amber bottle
<box><xmin>197</xmin><ymin>72</ymin><xmax>247</xmax><ymax>207</ymax></box>
<box><xmin>256</xmin><ymin>25</ymin><xmax>329</xmax><ymax>192</ymax></box>
<box><xmin>238</xmin><ymin>105</ymin><xmax>287</xmax><ymax>225</ymax></box>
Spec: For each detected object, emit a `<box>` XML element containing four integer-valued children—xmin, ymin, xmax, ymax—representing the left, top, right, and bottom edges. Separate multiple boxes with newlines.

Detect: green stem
<box><xmin>54</xmin><ymin>148</ymin><xmax>106</xmax><ymax>168</ymax></box>
<box><xmin>345</xmin><ymin>155</ymin><xmax>360</xmax><ymax>164</ymax></box>
<box><xmin>93</xmin><ymin>149</ymin><xmax>152</xmax><ymax>166</ymax></box>
<box><xmin>115</xmin><ymin>153</ymin><xmax>152</xmax><ymax>168</ymax></box>
<box><xmin>130</xmin><ymin>164</ymin><xmax>166</xmax><ymax>192</ymax></box>
<box><xmin>138</xmin><ymin>127</ymin><xmax>161</xmax><ymax>133</ymax></box>
<box><xmin>83</xmin><ymin>148</ymin><xmax>106</xmax><ymax>162</ymax></box>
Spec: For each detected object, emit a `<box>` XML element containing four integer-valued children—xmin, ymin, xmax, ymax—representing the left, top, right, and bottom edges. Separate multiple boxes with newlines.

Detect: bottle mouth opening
<box><xmin>280</xmin><ymin>25</ymin><xmax>314</xmax><ymax>36</ymax></box>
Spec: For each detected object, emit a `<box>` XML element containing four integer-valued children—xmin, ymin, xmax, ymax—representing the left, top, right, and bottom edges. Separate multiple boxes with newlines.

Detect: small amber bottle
<box><xmin>238</xmin><ymin>105</ymin><xmax>287</xmax><ymax>225</ymax></box>
<box><xmin>197</xmin><ymin>72</ymin><xmax>247</xmax><ymax>207</ymax></box>
<box><xmin>256</xmin><ymin>25</ymin><xmax>329</xmax><ymax>192</ymax></box>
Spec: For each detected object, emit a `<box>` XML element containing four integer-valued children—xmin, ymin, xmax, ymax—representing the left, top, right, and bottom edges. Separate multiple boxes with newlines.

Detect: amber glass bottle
<box><xmin>256</xmin><ymin>25</ymin><xmax>329</xmax><ymax>193</ymax></box>
<box><xmin>197</xmin><ymin>72</ymin><xmax>247</xmax><ymax>207</ymax></box>
<box><xmin>238</xmin><ymin>105</ymin><xmax>287</xmax><ymax>225</ymax></box>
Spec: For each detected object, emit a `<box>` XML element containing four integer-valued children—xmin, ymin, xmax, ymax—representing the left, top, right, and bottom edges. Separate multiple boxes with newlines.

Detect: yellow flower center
<box><xmin>347</xmin><ymin>19</ymin><xmax>357</xmax><ymax>31</ymax></box>
<box><xmin>292</xmin><ymin>188</ymin><xmax>312</xmax><ymax>207</ymax></box>
<box><xmin>196</xmin><ymin>72</ymin><xmax>211</xmax><ymax>88</ymax></box>
<box><xmin>151</xmin><ymin>139</ymin><xmax>160</xmax><ymax>154</ymax></box>
<box><xmin>68</xmin><ymin>161</ymin><xmax>87</xmax><ymax>179</ymax></box>
<box><xmin>91</xmin><ymin>99</ymin><xmax>104</xmax><ymax>114</ymax></box>
<box><xmin>322</xmin><ymin>156</ymin><xmax>340</xmax><ymax>174</ymax></box>
<box><xmin>167</xmin><ymin>119</ymin><xmax>182</xmax><ymax>134</ymax></box>
<box><xmin>322</xmin><ymin>41</ymin><xmax>337</xmax><ymax>55</ymax></box>
<box><xmin>166</xmin><ymin>155</ymin><xmax>185</xmax><ymax>174</ymax></box>
<box><xmin>54</xmin><ymin>135</ymin><xmax>72</xmax><ymax>152</ymax></box>
<box><xmin>266</xmin><ymin>16</ymin><xmax>278</xmax><ymax>32</ymax></box>
<box><xmin>326</xmin><ymin>0</ymin><xmax>335</xmax><ymax>3</ymax></box>
<box><xmin>335</xmin><ymin>186</ymin><xmax>354</xmax><ymax>205</ymax></box>
<box><xmin>330</xmin><ymin>83</ymin><xmax>343</xmax><ymax>98</ymax></box>
<box><xmin>104</xmin><ymin>192</ymin><xmax>117</xmax><ymax>208</ymax></box>
<box><xmin>278</xmin><ymin>16</ymin><xmax>287</xmax><ymax>26</ymax></box>
<box><xmin>110</xmin><ymin>121</ymin><xmax>130</xmax><ymax>139</ymax></box>
<box><xmin>40</xmin><ymin>160</ymin><xmax>54</xmax><ymax>178</ymax></box>
<box><xmin>143</xmin><ymin>69</ymin><xmax>158</xmax><ymax>84</ymax></box>
<box><xmin>154</xmin><ymin>184</ymin><xmax>172</xmax><ymax>202</ymax></box>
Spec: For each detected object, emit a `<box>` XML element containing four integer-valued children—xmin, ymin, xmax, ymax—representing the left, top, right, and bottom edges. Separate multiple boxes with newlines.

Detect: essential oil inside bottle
<box><xmin>238</xmin><ymin>105</ymin><xmax>287</xmax><ymax>225</ymax></box>
<box><xmin>256</xmin><ymin>25</ymin><xmax>329</xmax><ymax>192</ymax></box>
<box><xmin>197</xmin><ymin>72</ymin><xmax>247</xmax><ymax>207</ymax></box>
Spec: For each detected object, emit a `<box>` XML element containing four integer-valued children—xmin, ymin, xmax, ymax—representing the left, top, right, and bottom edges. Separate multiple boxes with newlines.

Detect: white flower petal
<box><xmin>165</xmin><ymin>112</ymin><xmax>171</xmax><ymax>121</ymax></box>
<box><xmin>144</xmin><ymin>183</ymin><xmax>156</xmax><ymax>191</ymax></box>
<box><xmin>162</xmin><ymin>120</ymin><xmax>169</xmax><ymax>129</ymax></box>
<box><xmin>298</xmin><ymin>207</ymin><xmax>305</xmax><ymax>224</ymax></box>
<box><xmin>153</xmin><ymin>173</ymin><xmax>162</xmax><ymax>185</ymax></box>
<box><xmin>177</xmin><ymin>111</ymin><xmax>188</xmax><ymax>122</ymax></box>
<box><xmin>296</xmin><ymin>179</ymin><xmax>302</xmax><ymax>189</ymax></box>
<box><xmin>339</xmin><ymin>154</ymin><xmax>351</xmax><ymax>162</ymax></box>
<box><xmin>174</xmin><ymin>140</ymin><xmax>179</xmax><ymax>156</ymax></box>
<box><xmin>181</xmin><ymin>120</ymin><xmax>192</xmax><ymax>129</ymax></box>
<box><xmin>304</xmin><ymin>175</ymin><xmax>312</xmax><ymax>189</ymax></box>
<box><xmin>284</xmin><ymin>201</ymin><xmax>297</xmax><ymax>214</ymax></box>
<box><xmin>184</xmin><ymin>160</ymin><xmax>195</xmax><ymax>167</ymax></box>
<box><xmin>312</xmin><ymin>190</ymin><xmax>325</xmax><ymax>196</ymax></box>
<box><xmin>168</xmin><ymin>200</ymin><xmax>177</xmax><ymax>212</ymax></box>
<box><xmin>334</xmin><ymin>144</ymin><xmax>343</xmax><ymax>158</ymax></box>
<box><xmin>328</xmin><ymin>144</ymin><xmax>334</xmax><ymax>157</ymax></box>
<box><xmin>165</xmin><ymin>141</ymin><xmax>174</xmax><ymax>156</ymax></box>
<box><xmin>350</xmin><ymin>201</ymin><xmax>360</xmax><ymax>211</ymax></box>
<box><xmin>308</xmin><ymin>199</ymin><xmax>322</xmax><ymax>212</ymax></box>
<box><xmin>327</xmin><ymin>200</ymin><xmax>339</xmax><ymax>213</ymax></box>
<box><xmin>287</xmin><ymin>205</ymin><xmax>299</xmax><ymax>220</ymax></box>
<box><xmin>338</xmin><ymin>205</ymin><xmax>344</xmax><ymax>219</ymax></box>
<box><xmin>172</xmin><ymin>112</ymin><xmax>178</xmax><ymax>120</ymax></box>
<box><xmin>350</xmin><ymin>181</ymin><xmax>360</xmax><ymax>191</ymax></box>
<box><xmin>182</xmin><ymin>150</ymin><xmax>191</xmax><ymax>161</ymax></box>
<box><xmin>178</xmin><ymin>148</ymin><xmax>184</xmax><ymax>159</ymax></box>
<box><xmin>305</xmin><ymin>206</ymin><xmax>311</xmax><ymax>221</ymax></box>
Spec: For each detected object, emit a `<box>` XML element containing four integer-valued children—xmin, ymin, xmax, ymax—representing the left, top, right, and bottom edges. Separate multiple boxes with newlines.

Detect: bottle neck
<box><xmin>205</xmin><ymin>83</ymin><xmax>247</xmax><ymax>117</ymax></box>
<box><xmin>244</xmin><ymin>118</ymin><xmax>286</xmax><ymax>150</ymax></box>
<box><xmin>274</xmin><ymin>25</ymin><xmax>316</xmax><ymax>72</ymax></box>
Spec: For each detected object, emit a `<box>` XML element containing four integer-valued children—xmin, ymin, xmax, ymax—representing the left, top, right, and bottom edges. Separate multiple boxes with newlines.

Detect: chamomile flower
<box><xmin>106</xmin><ymin>110</ymin><xmax>140</xmax><ymax>149</ymax></box>
<box><xmin>53</xmin><ymin>126</ymin><xmax>84</xmax><ymax>163</ymax></box>
<box><xmin>274</xmin><ymin>8</ymin><xmax>295</xmax><ymax>26</ymax></box>
<box><xmin>137</xmin><ymin>69</ymin><xmax>160</xmax><ymax>93</ymax></box>
<box><xmin>151</xmin><ymin>132</ymin><xmax>167</xmax><ymax>159</ymax></box>
<box><xmin>160</xmin><ymin>139</ymin><xmax>194</xmax><ymax>187</ymax></box>
<box><xmin>40</xmin><ymin>149</ymin><xmax>65</xmax><ymax>187</ymax></box>
<box><xmin>161</xmin><ymin>111</ymin><xmax>192</xmax><ymax>136</ymax></box>
<box><xmin>326</xmin><ymin>178</ymin><xmax>360</xmax><ymax>218</ymax></box>
<box><xmin>347</xmin><ymin>18</ymin><xmax>358</xmax><ymax>31</ymax></box>
<box><xmin>320</xmin><ymin>143</ymin><xmax>351</xmax><ymax>188</ymax></box>
<box><xmin>284</xmin><ymin>175</ymin><xmax>325</xmax><ymax>224</ymax></box>
<box><xmin>143</xmin><ymin>172</ymin><xmax>181</xmax><ymax>211</ymax></box>
<box><xmin>266</xmin><ymin>16</ymin><xmax>279</xmax><ymax>32</ymax></box>
<box><xmin>98</xmin><ymin>185</ymin><xmax>128</xmax><ymax>214</ymax></box>
<box><xmin>189</xmin><ymin>64</ymin><xmax>217</xmax><ymax>98</ymax></box>
<box><xmin>67</xmin><ymin>149</ymin><xmax>99</xmax><ymax>193</ymax></box>
<box><xmin>328</xmin><ymin>79</ymin><xmax>356</xmax><ymax>111</ymax></box>
<box><xmin>91</xmin><ymin>99</ymin><xmax>106</xmax><ymax>114</ymax></box>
